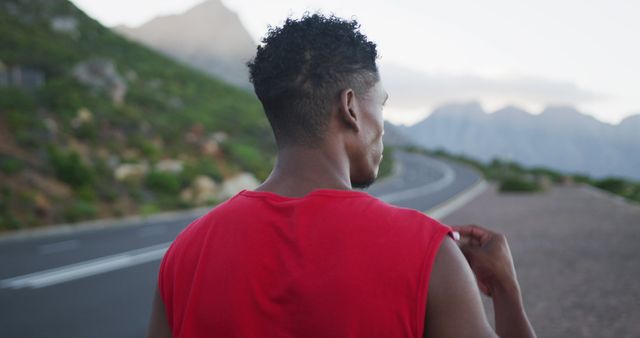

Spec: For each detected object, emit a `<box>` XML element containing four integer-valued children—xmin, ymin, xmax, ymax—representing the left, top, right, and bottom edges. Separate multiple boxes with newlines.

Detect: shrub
<box><xmin>223</xmin><ymin>142</ymin><xmax>270</xmax><ymax>180</ymax></box>
<box><xmin>145</xmin><ymin>170</ymin><xmax>181</xmax><ymax>195</ymax></box>
<box><xmin>594</xmin><ymin>178</ymin><xmax>627</xmax><ymax>195</ymax></box>
<box><xmin>530</xmin><ymin>167</ymin><xmax>564</xmax><ymax>183</ymax></box>
<box><xmin>0</xmin><ymin>187</ymin><xmax>24</xmax><ymax>230</ymax></box>
<box><xmin>73</xmin><ymin>123</ymin><xmax>98</xmax><ymax>141</ymax></box>
<box><xmin>47</xmin><ymin>146</ymin><xmax>94</xmax><ymax>188</ymax></box>
<box><xmin>0</xmin><ymin>88</ymin><xmax>35</xmax><ymax>111</ymax></box>
<box><xmin>156</xmin><ymin>195</ymin><xmax>191</xmax><ymax>210</ymax></box>
<box><xmin>0</xmin><ymin>214</ymin><xmax>24</xmax><ymax>230</ymax></box>
<box><xmin>6</xmin><ymin>109</ymin><xmax>37</xmax><ymax>131</ymax></box>
<box><xmin>63</xmin><ymin>199</ymin><xmax>97</xmax><ymax>223</ymax></box>
<box><xmin>127</xmin><ymin>185</ymin><xmax>144</xmax><ymax>202</ymax></box>
<box><xmin>182</xmin><ymin>158</ymin><xmax>222</xmax><ymax>183</ymax></box>
<box><xmin>498</xmin><ymin>177</ymin><xmax>541</xmax><ymax>192</ymax></box>
<box><xmin>378</xmin><ymin>146</ymin><xmax>394</xmax><ymax>179</ymax></box>
<box><xmin>6</xmin><ymin>109</ymin><xmax>45</xmax><ymax>148</ymax></box>
<box><xmin>130</xmin><ymin>135</ymin><xmax>161</xmax><ymax>161</ymax></box>
<box><xmin>76</xmin><ymin>185</ymin><xmax>97</xmax><ymax>201</ymax></box>
<box><xmin>629</xmin><ymin>184</ymin><xmax>640</xmax><ymax>203</ymax></box>
<box><xmin>572</xmin><ymin>174</ymin><xmax>594</xmax><ymax>185</ymax></box>
<box><xmin>0</xmin><ymin>156</ymin><xmax>24</xmax><ymax>175</ymax></box>
<box><xmin>40</xmin><ymin>79</ymin><xmax>86</xmax><ymax>115</ymax></box>
<box><xmin>139</xmin><ymin>203</ymin><xmax>160</xmax><ymax>216</ymax></box>
<box><xmin>139</xmin><ymin>141</ymin><xmax>161</xmax><ymax>161</ymax></box>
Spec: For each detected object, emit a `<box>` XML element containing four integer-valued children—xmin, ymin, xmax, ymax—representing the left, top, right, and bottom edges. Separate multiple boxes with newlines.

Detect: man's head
<box><xmin>247</xmin><ymin>13</ymin><xmax>388</xmax><ymax>189</ymax></box>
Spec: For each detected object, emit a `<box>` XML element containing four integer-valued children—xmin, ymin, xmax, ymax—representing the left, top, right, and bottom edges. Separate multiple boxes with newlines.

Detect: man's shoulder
<box><xmin>350</xmin><ymin>195</ymin><xmax>452</xmax><ymax>241</ymax></box>
<box><xmin>367</xmin><ymin>196</ymin><xmax>444</xmax><ymax>226</ymax></box>
<box><xmin>171</xmin><ymin>193</ymin><xmax>244</xmax><ymax>244</ymax></box>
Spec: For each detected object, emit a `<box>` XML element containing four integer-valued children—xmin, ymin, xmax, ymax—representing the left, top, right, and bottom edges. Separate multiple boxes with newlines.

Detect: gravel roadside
<box><xmin>442</xmin><ymin>184</ymin><xmax>640</xmax><ymax>338</ymax></box>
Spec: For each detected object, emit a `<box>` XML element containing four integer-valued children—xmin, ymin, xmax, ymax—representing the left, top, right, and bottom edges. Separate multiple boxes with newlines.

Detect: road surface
<box><xmin>0</xmin><ymin>149</ymin><xmax>481</xmax><ymax>338</ymax></box>
<box><xmin>443</xmin><ymin>184</ymin><xmax>640</xmax><ymax>338</ymax></box>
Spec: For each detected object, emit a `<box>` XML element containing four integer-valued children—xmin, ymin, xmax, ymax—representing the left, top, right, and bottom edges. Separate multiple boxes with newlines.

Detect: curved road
<box><xmin>368</xmin><ymin>150</ymin><xmax>482</xmax><ymax>212</ymax></box>
<box><xmin>0</xmin><ymin>149</ymin><xmax>481</xmax><ymax>338</ymax></box>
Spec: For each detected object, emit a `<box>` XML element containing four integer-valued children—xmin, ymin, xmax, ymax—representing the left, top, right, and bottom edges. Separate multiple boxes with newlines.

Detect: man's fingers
<box><xmin>456</xmin><ymin>233</ymin><xmax>483</xmax><ymax>248</ymax></box>
<box><xmin>452</xmin><ymin>224</ymin><xmax>493</xmax><ymax>245</ymax></box>
<box><xmin>456</xmin><ymin>236</ymin><xmax>483</xmax><ymax>252</ymax></box>
<box><xmin>454</xmin><ymin>224</ymin><xmax>488</xmax><ymax>238</ymax></box>
<box><xmin>456</xmin><ymin>233</ymin><xmax>472</xmax><ymax>247</ymax></box>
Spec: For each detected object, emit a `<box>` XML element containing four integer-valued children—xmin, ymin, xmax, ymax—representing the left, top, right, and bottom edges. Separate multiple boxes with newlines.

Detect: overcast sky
<box><xmin>71</xmin><ymin>0</ymin><xmax>639</xmax><ymax>126</ymax></box>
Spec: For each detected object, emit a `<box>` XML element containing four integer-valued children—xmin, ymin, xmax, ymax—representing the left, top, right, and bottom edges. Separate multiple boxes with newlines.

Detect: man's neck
<box><xmin>254</xmin><ymin>145</ymin><xmax>352</xmax><ymax>198</ymax></box>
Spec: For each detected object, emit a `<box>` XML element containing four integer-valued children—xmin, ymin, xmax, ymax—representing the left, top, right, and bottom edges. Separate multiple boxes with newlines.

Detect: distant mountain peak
<box><xmin>618</xmin><ymin>113</ymin><xmax>640</xmax><ymax>135</ymax></box>
<box><xmin>538</xmin><ymin>105</ymin><xmax>604</xmax><ymax>126</ymax></box>
<box><xmin>619</xmin><ymin>113</ymin><xmax>640</xmax><ymax>125</ymax></box>
<box><xmin>193</xmin><ymin>0</ymin><xmax>225</xmax><ymax>9</ymax></box>
<box><xmin>540</xmin><ymin>105</ymin><xmax>582</xmax><ymax>116</ymax></box>
<box><xmin>492</xmin><ymin>105</ymin><xmax>531</xmax><ymax>116</ymax></box>
<box><xmin>490</xmin><ymin>105</ymin><xmax>534</xmax><ymax>124</ymax></box>
<box><xmin>431</xmin><ymin>101</ymin><xmax>486</xmax><ymax>117</ymax></box>
<box><xmin>112</xmin><ymin>0</ymin><xmax>256</xmax><ymax>88</ymax></box>
<box><xmin>177</xmin><ymin>0</ymin><xmax>230</xmax><ymax>19</ymax></box>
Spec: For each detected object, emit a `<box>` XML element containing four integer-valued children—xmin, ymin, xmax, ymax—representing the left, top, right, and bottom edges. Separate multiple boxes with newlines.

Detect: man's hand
<box><xmin>451</xmin><ymin>224</ymin><xmax>519</xmax><ymax>297</ymax></box>
<box><xmin>426</xmin><ymin>224</ymin><xmax>536</xmax><ymax>338</ymax></box>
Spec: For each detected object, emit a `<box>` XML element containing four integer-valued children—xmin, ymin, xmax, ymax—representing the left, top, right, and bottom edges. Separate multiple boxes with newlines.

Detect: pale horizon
<box><xmin>71</xmin><ymin>0</ymin><xmax>640</xmax><ymax>126</ymax></box>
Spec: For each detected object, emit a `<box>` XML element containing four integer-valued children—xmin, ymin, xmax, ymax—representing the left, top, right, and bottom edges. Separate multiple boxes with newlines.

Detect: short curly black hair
<box><xmin>247</xmin><ymin>13</ymin><xmax>379</xmax><ymax>147</ymax></box>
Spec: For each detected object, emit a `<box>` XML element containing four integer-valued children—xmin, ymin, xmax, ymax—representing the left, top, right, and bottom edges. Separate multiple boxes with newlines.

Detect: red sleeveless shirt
<box><xmin>159</xmin><ymin>189</ymin><xmax>453</xmax><ymax>338</ymax></box>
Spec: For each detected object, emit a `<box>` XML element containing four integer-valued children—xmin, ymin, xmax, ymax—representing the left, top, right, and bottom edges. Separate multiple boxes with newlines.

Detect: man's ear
<box><xmin>338</xmin><ymin>88</ymin><xmax>360</xmax><ymax>133</ymax></box>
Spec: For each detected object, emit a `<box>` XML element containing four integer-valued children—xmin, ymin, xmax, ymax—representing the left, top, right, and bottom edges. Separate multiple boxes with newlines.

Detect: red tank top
<box><xmin>159</xmin><ymin>188</ymin><xmax>453</xmax><ymax>338</ymax></box>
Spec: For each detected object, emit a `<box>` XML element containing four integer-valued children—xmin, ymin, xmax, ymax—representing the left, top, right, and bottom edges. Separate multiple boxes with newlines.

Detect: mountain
<box><xmin>400</xmin><ymin>102</ymin><xmax>640</xmax><ymax>180</ymax></box>
<box><xmin>0</xmin><ymin>0</ymin><xmax>274</xmax><ymax>230</ymax></box>
<box><xmin>618</xmin><ymin>114</ymin><xmax>640</xmax><ymax>142</ymax></box>
<box><xmin>114</xmin><ymin>0</ymin><xmax>256</xmax><ymax>89</ymax></box>
<box><xmin>382</xmin><ymin>120</ymin><xmax>416</xmax><ymax>147</ymax></box>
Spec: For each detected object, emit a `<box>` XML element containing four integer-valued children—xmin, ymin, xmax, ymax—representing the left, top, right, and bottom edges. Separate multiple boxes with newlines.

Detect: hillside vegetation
<box><xmin>0</xmin><ymin>0</ymin><xmax>276</xmax><ymax>230</ymax></box>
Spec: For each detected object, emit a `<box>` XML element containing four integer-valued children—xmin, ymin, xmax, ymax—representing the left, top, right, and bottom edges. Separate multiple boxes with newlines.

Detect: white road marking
<box><xmin>377</xmin><ymin>158</ymin><xmax>456</xmax><ymax>203</ymax></box>
<box><xmin>1</xmin><ymin>242</ymin><xmax>171</xmax><ymax>289</ymax></box>
<box><xmin>37</xmin><ymin>240</ymin><xmax>79</xmax><ymax>255</ymax></box>
<box><xmin>426</xmin><ymin>179</ymin><xmax>488</xmax><ymax>220</ymax></box>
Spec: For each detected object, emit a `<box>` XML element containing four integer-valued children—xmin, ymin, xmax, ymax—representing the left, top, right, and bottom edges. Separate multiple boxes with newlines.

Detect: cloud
<box><xmin>379</xmin><ymin>62</ymin><xmax>603</xmax><ymax>114</ymax></box>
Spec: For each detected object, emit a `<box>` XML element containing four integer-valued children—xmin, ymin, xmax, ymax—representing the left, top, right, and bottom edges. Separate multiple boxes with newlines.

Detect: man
<box><xmin>148</xmin><ymin>13</ymin><xmax>536</xmax><ymax>338</ymax></box>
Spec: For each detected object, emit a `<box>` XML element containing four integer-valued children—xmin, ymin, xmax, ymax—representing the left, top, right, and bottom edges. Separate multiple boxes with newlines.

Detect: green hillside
<box><xmin>0</xmin><ymin>0</ymin><xmax>276</xmax><ymax>230</ymax></box>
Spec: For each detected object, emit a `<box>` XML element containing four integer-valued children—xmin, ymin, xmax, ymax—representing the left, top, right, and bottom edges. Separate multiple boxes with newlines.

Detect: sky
<box><xmin>71</xmin><ymin>0</ymin><xmax>640</xmax><ymax>126</ymax></box>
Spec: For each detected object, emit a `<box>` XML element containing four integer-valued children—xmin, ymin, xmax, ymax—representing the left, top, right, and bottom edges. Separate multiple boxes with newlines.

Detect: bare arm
<box><xmin>424</xmin><ymin>225</ymin><xmax>536</xmax><ymax>338</ymax></box>
<box><xmin>453</xmin><ymin>224</ymin><xmax>536</xmax><ymax>338</ymax></box>
<box><xmin>492</xmin><ymin>277</ymin><xmax>534</xmax><ymax>338</ymax></box>
<box><xmin>147</xmin><ymin>288</ymin><xmax>172</xmax><ymax>338</ymax></box>
<box><xmin>424</xmin><ymin>236</ymin><xmax>498</xmax><ymax>338</ymax></box>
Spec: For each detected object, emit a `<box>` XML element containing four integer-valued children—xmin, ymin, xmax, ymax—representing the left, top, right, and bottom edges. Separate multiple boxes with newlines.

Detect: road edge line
<box><xmin>425</xmin><ymin>179</ymin><xmax>488</xmax><ymax>220</ymax></box>
<box><xmin>0</xmin><ymin>206</ymin><xmax>211</xmax><ymax>244</ymax></box>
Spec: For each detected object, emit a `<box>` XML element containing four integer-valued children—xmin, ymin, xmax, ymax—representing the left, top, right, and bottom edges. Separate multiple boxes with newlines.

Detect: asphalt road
<box><xmin>442</xmin><ymin>184</ymin><xmax>640</xmax><ymax>337</ymax></box>
<box><xmin>0</xmin><ymin>150</ymin><xmax>481</xmax><ymax>338</ymax></box>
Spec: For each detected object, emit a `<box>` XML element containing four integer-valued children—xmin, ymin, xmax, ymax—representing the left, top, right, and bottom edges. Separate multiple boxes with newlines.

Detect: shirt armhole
<box><xmin>157</xmin><ymin>241</ymin><xmax>176</xmax><ymax>331</ymax></box>
<box><xmin>416</xmin><ymin>222</ymin><xmax>454</xmax><ymax>338</ymax></box>
<box><xmin>158</xmin><ymin>243</ymin><xmax>171</xmax><ymax>299</ymax></box>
